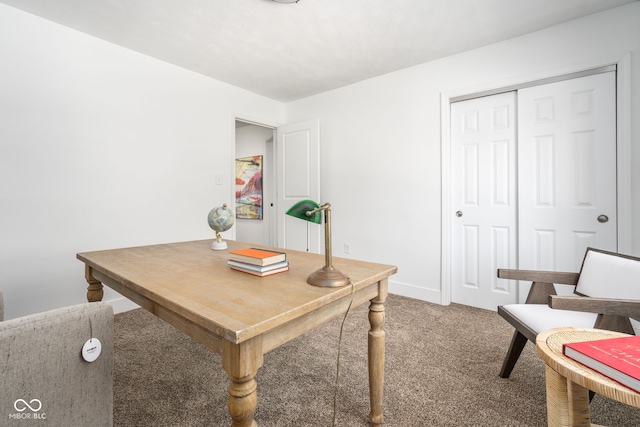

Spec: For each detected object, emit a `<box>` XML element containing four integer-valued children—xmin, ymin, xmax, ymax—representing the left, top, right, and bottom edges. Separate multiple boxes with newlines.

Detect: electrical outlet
<box><xmin>344</xmin><ymin>243</ymin><xmax>351</xmax><ymax>254</ymax></box>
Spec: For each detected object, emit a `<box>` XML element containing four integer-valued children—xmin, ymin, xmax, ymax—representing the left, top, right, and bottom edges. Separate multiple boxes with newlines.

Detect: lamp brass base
<box><xmin>307</xmin><ymin>266</ymin><xmax>351</xmax><ymax>288</ymax></box>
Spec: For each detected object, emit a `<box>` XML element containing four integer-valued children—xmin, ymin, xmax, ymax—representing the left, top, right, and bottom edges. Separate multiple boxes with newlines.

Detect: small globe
<box><xmin>208</xmin><ymin>204</ymin><xmax>234</xmax><ymax>233</ymax></box>
<box><xmin>207</xmin><ymin>203</ymin><xmax>234</xmax><ymax>250</ymax></box>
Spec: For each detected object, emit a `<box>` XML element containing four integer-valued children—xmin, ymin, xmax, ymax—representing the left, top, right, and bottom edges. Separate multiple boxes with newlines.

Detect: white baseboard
<box><xmin>106</xmin><ymin>296</ymin><xmax>139</xmax><ymax>314</ymax></box>
<box><xmin>389</xmin><ymin>280</ymin><xmax>444</xmax><ymax>305</ymax></box>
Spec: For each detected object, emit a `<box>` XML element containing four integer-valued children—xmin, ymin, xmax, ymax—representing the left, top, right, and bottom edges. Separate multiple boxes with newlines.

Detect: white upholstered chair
<box><xmin>497</xmin><ymin>247</ymin><xmax>640</xmax><ymax>378</ymax></box>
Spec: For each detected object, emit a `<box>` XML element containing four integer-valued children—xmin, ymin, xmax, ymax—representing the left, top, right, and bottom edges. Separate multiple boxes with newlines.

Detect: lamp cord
<box><xmin>331</xmin><ymin>280</ymin><xmax>355</xmax><ymax>427</ymax></box>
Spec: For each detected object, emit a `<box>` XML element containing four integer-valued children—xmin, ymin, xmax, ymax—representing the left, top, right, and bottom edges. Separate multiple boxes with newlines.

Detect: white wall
<box><xmin>285</xmin><ymin>3</ymin><xmax>640</xmax><ymax>304</ymax></box>
<box><xmin>2</xmin><ymin>3</ymin><xmax>639</xmax><ymax>318</ymax></box>
<box><xmin>235</xmin><ymin>124</ymin><xmax>274</xmax><ymax>245</ymax></box>
<box><xmin>0</xmin><ymin>4</ymin><xmax>284</xmax><ymax>319</ymax></box>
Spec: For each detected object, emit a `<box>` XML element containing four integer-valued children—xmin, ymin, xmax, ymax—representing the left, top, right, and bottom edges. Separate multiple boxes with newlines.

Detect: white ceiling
<box><xmin>1</xmin><ymin>0</ymin><xmax>636</xmax><ymax>101</ymax></box>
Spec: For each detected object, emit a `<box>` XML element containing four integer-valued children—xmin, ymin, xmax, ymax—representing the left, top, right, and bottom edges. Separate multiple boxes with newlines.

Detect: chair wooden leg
<box><xmin>499</xmin><ymin>331</ymin><xmax>528</xmax><ymax>378</ymax></box>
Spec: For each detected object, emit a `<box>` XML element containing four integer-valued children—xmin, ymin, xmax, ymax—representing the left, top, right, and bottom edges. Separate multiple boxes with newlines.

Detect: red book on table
<box><xmin>563</xmin><ymin>335</ymin><xmax>640</xmax><ymax>393</ymax></box>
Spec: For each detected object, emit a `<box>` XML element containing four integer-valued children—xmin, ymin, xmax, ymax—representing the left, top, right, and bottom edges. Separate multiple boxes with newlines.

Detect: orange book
<box><xmin>228</xmin><ymin>248</ymin><xmax>286</xmax><ymax>266</ymax></box>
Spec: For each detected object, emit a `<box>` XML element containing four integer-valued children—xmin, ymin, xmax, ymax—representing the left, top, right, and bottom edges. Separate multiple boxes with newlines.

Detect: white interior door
<box><xmin>451</xmin><ymin>92</ymin><xmax>518</xmax><ymax>310</ymax></box>
<box><xmin>276</xmin><ymin>120</ymin><xmax>321</xmax><ymax>252</ymax></box>
<box><xmin>517</xmin><ymin>72</ymin><xmax>617</xmax><ymax>299</ymax></box>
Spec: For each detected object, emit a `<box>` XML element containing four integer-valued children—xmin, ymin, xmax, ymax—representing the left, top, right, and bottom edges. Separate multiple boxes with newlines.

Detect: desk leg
<box><xmin>85</xmin><ymin>265</ymin><xmax>104</xmax><ymax>302</ymax></box>
<box><xmin>368</xmin><ymin>279</ymin><xmax>388</xmax><ymax>426</ymax></box>
<box><xmin>222</xmin><ymin>337</ymin><xmax>263</xmax><ymax>427</ymax></box>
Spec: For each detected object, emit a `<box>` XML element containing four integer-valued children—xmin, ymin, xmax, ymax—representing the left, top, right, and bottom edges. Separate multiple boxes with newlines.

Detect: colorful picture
<box><xmin>235</xmin><ymin>155</ymin><xmax>263</xmax><ymax>219</ymax></box>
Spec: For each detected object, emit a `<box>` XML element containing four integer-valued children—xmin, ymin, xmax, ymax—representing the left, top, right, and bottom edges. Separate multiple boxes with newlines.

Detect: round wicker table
<box><xmin>536</xmin><ymin>327</ymin><xmax>640</xmax><ymax>427</ymax></box>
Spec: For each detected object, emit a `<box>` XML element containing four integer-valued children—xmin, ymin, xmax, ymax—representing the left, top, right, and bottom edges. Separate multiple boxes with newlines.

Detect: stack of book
<box><xmin>228</xmin><ymin>247</ymin><xmax>289</xmax><ymax>277</ymax></box>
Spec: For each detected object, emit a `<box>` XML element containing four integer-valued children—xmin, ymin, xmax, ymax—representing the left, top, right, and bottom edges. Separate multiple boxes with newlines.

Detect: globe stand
<box><xmin>211</xmin><ymin>232</ymin><xmax>228</xmax><ymax>251</ymax></box>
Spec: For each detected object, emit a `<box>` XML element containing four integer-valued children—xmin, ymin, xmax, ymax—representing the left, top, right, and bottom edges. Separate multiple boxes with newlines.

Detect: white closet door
<box><xmin>518</xmin><ymin>72</ymin><xmax>617</xmax><ymax>296</ymax></box>
<box><xmin>450</xmin><ymin>72</ymin><xmax>617</xmax><ymax>310</ymax></box>
<box><xmin>451</xmin><ymin>92</ymin><xmax>518</xmax><ymax>310</ymax></box>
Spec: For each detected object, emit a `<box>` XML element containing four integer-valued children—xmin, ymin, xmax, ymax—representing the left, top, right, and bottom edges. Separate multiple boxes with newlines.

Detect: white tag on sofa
<box><xmin>82</xmin><ymin>338</ymin><xmax>102</xmax><ymax>362</ymax></box>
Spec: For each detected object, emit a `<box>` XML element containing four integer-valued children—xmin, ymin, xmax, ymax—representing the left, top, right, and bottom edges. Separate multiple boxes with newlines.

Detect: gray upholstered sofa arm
<box><xmin>0</xmin><ymin>301</ymin><xmax>114</xmax><ymax>426</ymax></box>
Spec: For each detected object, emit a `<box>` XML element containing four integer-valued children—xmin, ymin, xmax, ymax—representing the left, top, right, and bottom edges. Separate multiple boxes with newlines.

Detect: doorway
<box><xmin>233</xmin><ymin>118</ymin><xmax>321</xmax><ymax>251</ymax></box>
<box><xmin>450</xmin><ymin>71</ymin><xmax>617</xmax><ymax>311</ymax></box>
<box><xmin>234</xmin><ymin>120</ymin><xmax>276</xmax><ymax>246</ymax></box>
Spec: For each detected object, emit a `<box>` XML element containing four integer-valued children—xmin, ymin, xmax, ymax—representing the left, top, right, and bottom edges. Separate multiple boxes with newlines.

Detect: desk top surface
<box><xmin>78</xmin><ymin>239</ymin><xmax>397</xmax><ymax>344</ymax></box>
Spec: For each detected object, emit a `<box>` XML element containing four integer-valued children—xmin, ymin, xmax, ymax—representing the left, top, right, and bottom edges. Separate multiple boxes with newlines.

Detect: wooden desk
<box><xmin>536</xmin><ymin>327</ymin><xmax>640</xmax><ymax>427</ymax></box>
<box><xmin>77</xmin><ymin>240</ymin><xmax>397</xmax><ymax>426</ymax></box>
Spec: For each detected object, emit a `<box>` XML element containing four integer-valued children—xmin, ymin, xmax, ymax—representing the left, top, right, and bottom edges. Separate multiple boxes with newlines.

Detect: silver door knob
<box><xmin>597</xmin><ymin>215</ymin><xmax>609</xmax><ymax>223</ymax></box>
<box><xmin>456</xmin><ymin>211</ymin><xmax>463</xmax><ymax>217</ymax></box>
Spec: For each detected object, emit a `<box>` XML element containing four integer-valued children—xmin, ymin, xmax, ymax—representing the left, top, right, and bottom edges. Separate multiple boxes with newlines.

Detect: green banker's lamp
<box><xmin>286</xmin><ymin>200</ymin><xmax>351</xmax><ymax>288</ymax></box>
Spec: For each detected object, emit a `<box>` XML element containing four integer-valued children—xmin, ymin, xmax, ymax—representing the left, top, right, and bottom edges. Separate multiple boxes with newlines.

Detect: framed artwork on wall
<box><xmin>235</xmin><ymin>155</ymin><xmax>263</xmax><ymax>220</ymax></box>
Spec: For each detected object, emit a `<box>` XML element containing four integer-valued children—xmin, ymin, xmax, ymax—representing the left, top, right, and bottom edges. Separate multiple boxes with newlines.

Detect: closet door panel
<box><xmin>518</xmin><ymin>72</ymin><xmax>617</xmax><ymax>295</ymax></box>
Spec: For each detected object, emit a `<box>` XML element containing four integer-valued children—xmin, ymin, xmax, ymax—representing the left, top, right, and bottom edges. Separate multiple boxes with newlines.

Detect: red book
<box><xmin>229</xmin><ymin>248</ymin><xmax>286</xmax><ymax>266</ymax></box>
<box><xmin>563</xmin><ymin>335</ymin><xmax>640</xmax><ymax>393</ymax></box>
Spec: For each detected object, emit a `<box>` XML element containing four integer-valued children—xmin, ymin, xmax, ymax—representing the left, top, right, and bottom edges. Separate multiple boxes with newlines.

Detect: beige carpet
<box><xmin>113</xmin><ymin>294</ymin><xmax>640</xmax><ymax>426</ymax></box>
